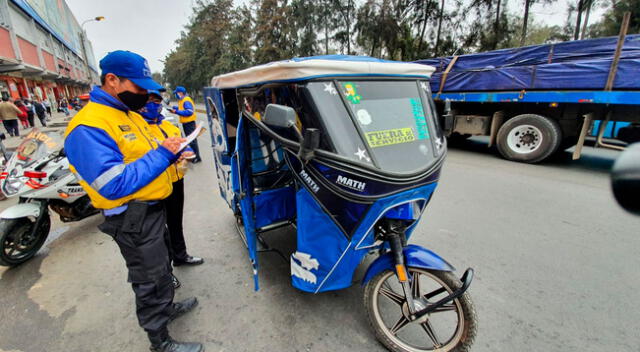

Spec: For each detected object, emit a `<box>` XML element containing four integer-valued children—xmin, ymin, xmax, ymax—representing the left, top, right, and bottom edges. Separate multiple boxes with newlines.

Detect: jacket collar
<box><xmin>89</xmin><ymin>86</ymin><xmax>130</xmax><ymax>112</ymax></box>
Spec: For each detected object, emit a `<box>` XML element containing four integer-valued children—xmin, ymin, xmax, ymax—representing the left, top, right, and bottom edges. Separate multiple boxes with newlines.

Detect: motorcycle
<box><xmin>0</xmin><ymin>129</ymin><xmax>98</xmax><ymax>266</ymax></box>
<box><xmin>204</xmin><ymin>56</ymin><xmax>477</xmax><ymax>351</ymax></box>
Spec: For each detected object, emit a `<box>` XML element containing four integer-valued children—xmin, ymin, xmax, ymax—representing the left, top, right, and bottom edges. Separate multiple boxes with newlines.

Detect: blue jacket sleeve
<box><xmin>174</xmin><ymin>101</ymin><xmax>194</xmax><ymax>117</ymax></box>
<box><xmin>65</xmin><ymin>126</ymin><xmax>175</xmax><ymax>200</ymax></box>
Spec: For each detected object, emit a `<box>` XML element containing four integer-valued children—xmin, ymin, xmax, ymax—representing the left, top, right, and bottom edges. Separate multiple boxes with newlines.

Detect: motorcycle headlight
<box><xmin>2</xmin><ymin>176</ymin><xmax>24</xmax><ymax>196</ymax></box>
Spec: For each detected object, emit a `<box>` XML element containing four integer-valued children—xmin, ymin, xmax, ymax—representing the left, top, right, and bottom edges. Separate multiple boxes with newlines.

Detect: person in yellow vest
<box><xmin>63</xmin><ymin>51</ymin><xmax>203</xmax><ymax>352</ymax></box>
<box><xmin>139</xmin><ymin>90</ymin><xmax>204</xmax><ymax>291</ymax></box>
<box><xmin>170</xmin><ymin>86</ymin><xmax>201</xmax><ymax>163</ymax></box>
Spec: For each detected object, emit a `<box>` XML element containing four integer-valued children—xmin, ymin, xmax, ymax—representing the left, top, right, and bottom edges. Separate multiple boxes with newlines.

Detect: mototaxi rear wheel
<box><xmin>0</xmin><ymin>215</ymin><xmax>51</xmax><ymax>266</ymax></box>
<box><xmin>364</xmin><ymin>267</ymin><xmax>477</xmax><ymax>352</ymax></box>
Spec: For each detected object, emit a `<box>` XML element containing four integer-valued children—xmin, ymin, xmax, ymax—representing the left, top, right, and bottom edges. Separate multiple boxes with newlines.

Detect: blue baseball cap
<box><xmin>99</xmin><ymin>50</ymin><xmax>162</xmax><ymax>91</ymax></box>
<box><xmin>148</xmin><ymin>90</ymin><xmax>163</xmax><ymax>99</ymax></box>
<box><xmin>173</xmin><ymin>86</ymin><xmax>186</xmax><ymax>94</ymax></box>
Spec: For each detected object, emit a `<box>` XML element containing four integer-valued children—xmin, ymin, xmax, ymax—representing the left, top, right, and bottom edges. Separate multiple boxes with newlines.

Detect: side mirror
<box><xmin>299</xmin><ymin>128</ymin><xmax>320</xmax><ymax>163</ymax></box>
<box><xmin>611</xmin><ymin>143</ymin><xmax>640</xmax><ymax>216</ymax></box>
<box><xmin>263</xmin><ymin>103</ymin><xmax>302</xmax><ymax>141</ymax></box>
<box><xmin>263</xmin><ymin>104</ymin><xmax>297</xmax><ymax>129</ymax></box>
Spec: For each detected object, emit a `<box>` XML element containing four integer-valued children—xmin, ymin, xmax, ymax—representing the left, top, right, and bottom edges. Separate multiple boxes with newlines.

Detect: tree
<box><xmin>590</xmin><ymin>0</ymin><xmax>640</xmax><ymax>36</ymax></box>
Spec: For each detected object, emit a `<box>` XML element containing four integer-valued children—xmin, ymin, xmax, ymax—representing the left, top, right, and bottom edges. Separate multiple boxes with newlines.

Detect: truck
<box><xmin>416</xmin><ymin>33</ymin><xmax>640</xmax><ymax>163</ymax></box>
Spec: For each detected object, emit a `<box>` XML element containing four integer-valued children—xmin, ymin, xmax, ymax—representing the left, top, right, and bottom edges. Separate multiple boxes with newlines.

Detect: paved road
<box><xmin>0</xmin><ymin>124</ymin><xmax>638</xmax><ymax>352</ymax></box>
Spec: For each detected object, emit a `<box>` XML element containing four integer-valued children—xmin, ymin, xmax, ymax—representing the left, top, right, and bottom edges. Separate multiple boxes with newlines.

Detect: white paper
<box><xmin>179</xmin><ymin>123</ymin><xmax>204</xmax><ymax>151</ymax></box>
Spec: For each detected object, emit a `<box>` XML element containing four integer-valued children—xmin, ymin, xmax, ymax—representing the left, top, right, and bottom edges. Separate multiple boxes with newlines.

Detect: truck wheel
<box><xmin>496</xmin><ymin>114</ymin><xmax>562</xmax><ymax>163</ymax></box>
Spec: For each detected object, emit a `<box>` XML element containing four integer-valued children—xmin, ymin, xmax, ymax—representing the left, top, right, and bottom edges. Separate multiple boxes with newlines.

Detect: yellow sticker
<box><xmin>365</xmin><ymin>128</ymin><xmax>416</xmax><ymax>148</ymax></box>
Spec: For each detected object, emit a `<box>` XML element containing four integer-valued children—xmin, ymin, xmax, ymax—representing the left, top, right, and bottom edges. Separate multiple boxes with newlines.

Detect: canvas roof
<box><xmin>210</xmin><ymin>55</ymin><xmax>435</xmax><ymax>89</ymax></box>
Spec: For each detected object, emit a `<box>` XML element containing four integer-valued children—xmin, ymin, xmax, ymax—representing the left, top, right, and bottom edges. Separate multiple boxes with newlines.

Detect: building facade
<box><xmin>0</xmin><ymin>0</ymin><xmax>99</xmax><ymax>103</ymax></box>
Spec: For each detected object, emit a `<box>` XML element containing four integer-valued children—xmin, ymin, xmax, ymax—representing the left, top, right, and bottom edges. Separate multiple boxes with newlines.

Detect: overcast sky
<box><xmin>65</xmin><ymin>0</ymin><xmax>605</xmax><ymax>74</ymax></box>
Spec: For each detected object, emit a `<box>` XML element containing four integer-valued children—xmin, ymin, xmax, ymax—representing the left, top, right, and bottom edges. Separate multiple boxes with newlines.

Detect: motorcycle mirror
<box><xmin>263</xmin><ymin>104</ymin><xmax>302</xmax><ymax>142</ymax></box>
<box><xmin>611</xmin><ymin>143</ymin><xmax>640</xmax><ymax>216</ymax></box>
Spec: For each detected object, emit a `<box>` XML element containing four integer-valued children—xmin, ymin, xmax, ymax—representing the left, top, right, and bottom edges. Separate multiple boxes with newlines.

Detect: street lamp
<box><xmin>79</xmin><ymin>16</ymin><xmax>105</xmax><ymax>86</ymax></box>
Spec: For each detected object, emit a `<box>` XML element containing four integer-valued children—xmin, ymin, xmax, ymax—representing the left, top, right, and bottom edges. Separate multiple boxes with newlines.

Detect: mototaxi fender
<box><xmin>362</xmin><ymin>244</ymin><xmax>455</xmax><ymax>285</ymax></box>
<box><xmin>0</xmin><ymin>203</ymin><xmax>41</xmax><ymax>219</ymax></box>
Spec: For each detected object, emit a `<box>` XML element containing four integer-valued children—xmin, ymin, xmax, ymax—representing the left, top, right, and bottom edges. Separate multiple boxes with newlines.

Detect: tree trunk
<box><xmin>324</xmin><ymin>2</ymin><xmax>329</xmax><ymax>54</ymax></box>
<box><xmin>416</xmin><ymin>3</ymin><xmax>429</xmax><ymax>55</ymax></box>
<box><xmin>346</xmin><ymin>0</ymin><xmax>351</xmax><ymax>54</ymax></box>
<box><xmin>434</xmin><ymin>0</ymin><xmax>445</xmax><ymax>56</ymax></box>
<box><xmin>493</xmin><ymin>0</ymin><xmax>501</xmax><ymax>49</ymax></box>
<box><xmin>520</xmin><ymin>0</ymin><xmax>531</xmax><ymax>46</ymax></box>
<box><xmin>574</xmin><ymin>0</ymin><xmax>584</xmax><ymax>40</ymax></box>
<box><xmin>580</xmin><ymin>0</ymin><xmax>592</xmax><ymax>39</ymax></box>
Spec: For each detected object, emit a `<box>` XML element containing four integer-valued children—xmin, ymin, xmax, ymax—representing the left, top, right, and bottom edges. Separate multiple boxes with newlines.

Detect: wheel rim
<box><xmin>371</xmin><ymin>269</ymin><xmax>465</xmax><ymax>352</ymax></box>
<box><xmin>506</xmin><ymin>124</ymin><xmax>543</xmax><ymax>154</ymax></box>
<box><xmin>3</xmin><ymin>220</ymin><xmax>39</xmax><ymax>261</ymax></box>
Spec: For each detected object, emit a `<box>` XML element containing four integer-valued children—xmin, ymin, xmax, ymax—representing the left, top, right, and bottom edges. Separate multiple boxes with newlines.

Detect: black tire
<box><xmin>364</xmin><ymin>268</ymin><xmax>477</xmax><ymax>352</ymax></box>
<box><xmin>496</xmin><ymin>114</ymin><xmax>562</xmax><ymax>163</ymax></box>
<box><xmin>0</xmin><ymin>215</ymin><xmax>51</xmax><ymax>266</ymax></box>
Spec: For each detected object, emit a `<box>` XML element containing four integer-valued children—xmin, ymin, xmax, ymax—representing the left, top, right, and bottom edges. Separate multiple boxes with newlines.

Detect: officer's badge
<box><xmin>119</xmin><ymin>125</ymin><xmax>132</xmax><ymax>132</ymax></box>
<box><xmin>123</xmin><ymin>133</ymin><xmax>137</xmax><ymax>142</ymax></box>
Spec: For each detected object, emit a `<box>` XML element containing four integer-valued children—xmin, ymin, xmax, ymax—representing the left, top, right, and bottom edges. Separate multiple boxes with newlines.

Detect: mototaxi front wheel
<box><xmin>364</xmin><ymin>267</ymin><xmax>477</xmax><ymax>352</ymax></box>
<box><xmin>0</xmin><ymin>215</ymin><xmax>51</xmax><ymax>266</ymax></box>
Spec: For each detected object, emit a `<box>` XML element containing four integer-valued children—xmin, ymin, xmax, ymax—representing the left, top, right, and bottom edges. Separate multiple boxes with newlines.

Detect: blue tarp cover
<box><xmin>416</xmin><ymin>35</ymin><xmax>640</xmax><ymax>92</ymax></box>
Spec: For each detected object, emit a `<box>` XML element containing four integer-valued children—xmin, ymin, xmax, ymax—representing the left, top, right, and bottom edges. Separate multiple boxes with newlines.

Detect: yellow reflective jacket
<box><xmin>147</xmin><ymin>119</ymin><xmax>186</xmax><ymax>183</ymax></box>
<box><xmin>178</xmin><ymin>96</ymin><xmax>196</xmax><ymax>123</ymax></box>
<box><xmin>64</xmin><ymin>102</ymin><xmax>173</xmax><ymax>209</ymax></box>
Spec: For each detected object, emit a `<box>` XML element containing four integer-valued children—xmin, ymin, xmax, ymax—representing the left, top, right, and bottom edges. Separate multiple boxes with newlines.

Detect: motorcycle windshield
<box><xmin>307</xmin><ymin>80</ymin><xmax>445</xmax><ymax>174</ymax></box>
<box><xmin>15</xmin><ymin>129</ymin><xmax>63</xmax><ymax>164</ymax></box>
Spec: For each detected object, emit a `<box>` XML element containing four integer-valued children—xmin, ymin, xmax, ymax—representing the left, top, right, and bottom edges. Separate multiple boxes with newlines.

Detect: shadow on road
<box><xmin>449</xmin><ymin>136</ymin><xmax>617</xmax><ymax>174</ymax></box>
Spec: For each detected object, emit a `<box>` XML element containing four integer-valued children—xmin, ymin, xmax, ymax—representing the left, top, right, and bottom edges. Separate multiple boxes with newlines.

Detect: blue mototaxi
<box><xmin>203</xmin><ymin>56</ymin><xmax>477</xmax><ymax>352</ymax></box>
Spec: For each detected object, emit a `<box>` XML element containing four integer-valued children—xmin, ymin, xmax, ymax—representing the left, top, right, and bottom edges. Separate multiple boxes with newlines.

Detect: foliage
<box><xmin>162</xmin><ymin>0</ymin><xmax>633</xmax><ymax>92</ymax></box>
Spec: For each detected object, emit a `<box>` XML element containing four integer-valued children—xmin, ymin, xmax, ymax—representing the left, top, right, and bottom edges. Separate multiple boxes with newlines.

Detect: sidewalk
<box><xmin>2</xmin><ymin>110</ymin><xmax>75</xmax><ymax>150</ymax></box>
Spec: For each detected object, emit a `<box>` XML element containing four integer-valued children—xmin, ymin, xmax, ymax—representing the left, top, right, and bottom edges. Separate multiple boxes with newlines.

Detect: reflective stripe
<box><xmin>90</xmin><ymin>164</ymin><xmax>126</xmax><ymax>191</ymax></box>
<box><xmin>72</xmin><ymin>171</ymin><xmax>84</xmax><ymax>183</ymax></box>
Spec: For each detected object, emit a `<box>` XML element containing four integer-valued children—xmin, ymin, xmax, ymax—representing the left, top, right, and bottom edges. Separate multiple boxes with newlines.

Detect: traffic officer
<box><xmin>139</xmin><ymin>90</ymin><xmax>204</xmax><ymax>290</ymax></box>
<box><xmin>170</xmin><ymin>87</ymin><xmax>201</xmax><ymax>163</ymax></box>
<box><xmin>64</xmin><ymin>50</ymin><xmax>203</xmax><ymax>352</ymax></box>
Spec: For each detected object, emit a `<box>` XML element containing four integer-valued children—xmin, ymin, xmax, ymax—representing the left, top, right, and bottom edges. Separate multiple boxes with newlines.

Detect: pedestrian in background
<box><xmin>33</xmin><ymin>99</ymin><xmax>47</xmax><ymax>127</ymax></box>
<box><xmin>43</xmin><ymin>99</ymin><xmax>52</xmax><ymax>118</ymax></box>
<box><xmin>170</xmin><ymin>87</ymin><xmax>202</xmax><ymax>163</ymax></box>
<box><xmin>24</xmin><ymin>99</ymin><xmax>35</xmax><ymax>127</ymax></box>
<box><xmin>15</xmin><ymin>100</ymin><xmax>29</xmax><ymax>129</ymax></box>
<box><xmin>139</xmin><ymin>90</ymin><xmax>204</xmax><ymax>290</ymax></box>
<box><xmin>0</xmin><ymin>96</ymin><xmax>21</xmax><ymax>136</ymax></box>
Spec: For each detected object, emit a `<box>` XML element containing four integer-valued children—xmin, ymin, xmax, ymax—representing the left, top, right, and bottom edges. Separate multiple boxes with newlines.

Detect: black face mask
<box><xmin>117</xmin><ymin>91</ymin><xmax>149</xmax><ymax>111</ymax></box>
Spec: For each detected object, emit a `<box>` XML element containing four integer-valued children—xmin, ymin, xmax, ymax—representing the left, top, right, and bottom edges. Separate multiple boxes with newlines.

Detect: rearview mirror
<box><xmin>263</xmin><ymin>103</ymin><xmax>302</xmax><ymax>142</ymax></box>
<box><xmin>263</xmin><ymin>104</ymin><xmax>297</xmax><ymax>129</ymax></box>
<box><xmin>611</xmin><ymin>143</ymin><xmax>640</xmax><ymax>216</ymax></box>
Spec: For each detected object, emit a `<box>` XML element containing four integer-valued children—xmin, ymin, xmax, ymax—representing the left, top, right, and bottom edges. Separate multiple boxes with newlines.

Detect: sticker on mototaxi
<box><xmin>342</xmin><ymin>82</ymin><xmax>362</xmax><ymax>104</ymax></box>
<box><xmin>365</xmin><ymin>128</ymin><xmax>416</xmax><ymax>148</ymax></box>
<box><xmin>410</xmin><ymin>98</ymin><xmax>430</xmax><ymax>140</ymax></box>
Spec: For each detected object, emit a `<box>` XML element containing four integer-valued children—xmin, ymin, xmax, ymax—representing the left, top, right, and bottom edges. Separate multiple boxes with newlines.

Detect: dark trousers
<box><xmin>45</xmin><ymin>106</ymin><xmax>51</xmax><ymax>117</ymax></box>
<box><xmin>164</xmin><ymin>178</ymin><xmax>188</xmax><ymax>262</ymax></box>
<box><xmin>182</xmin><ymin>121</ymin><xmax>201</xmax><ymax>160</ymax></box>
<box><xmin>2</xmin><ymin>120</ymin><xmax>19</xmax><ymax>136</ymax></box>
<box><xmin>36</xmin><ymin>113</ymin><xmax>47</xmax><ymax>127</ymax></box>
<box><xmin>27</xmin><ymin>112</ymin><xmax>35</xmax><ymax>128</ymax></box>
<box><xmin>98</xmin><ymin>203</ymin><xmax>175</xmax><ymax>335</ymax></box>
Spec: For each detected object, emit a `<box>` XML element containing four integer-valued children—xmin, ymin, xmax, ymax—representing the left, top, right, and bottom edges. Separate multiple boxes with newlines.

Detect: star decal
<box><xmin>354</xmin><ymin>147</ymin><xmax>371</xmax><ymax>162</ymax></box>
<box><xmin>323</xmin><ymin>82</ymin><xmax>337</xmax><ymax>95</ymax></box>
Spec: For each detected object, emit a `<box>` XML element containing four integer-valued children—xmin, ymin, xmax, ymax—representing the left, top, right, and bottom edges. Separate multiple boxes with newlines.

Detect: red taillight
<box><xmin>24</xmin><ymin>171</ymin><xmax>47</xmax><ymax>178</ymax></box>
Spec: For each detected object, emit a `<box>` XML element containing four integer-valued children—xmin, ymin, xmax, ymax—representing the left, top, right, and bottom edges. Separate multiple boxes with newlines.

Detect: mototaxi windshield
<box><xmin>244</xmin><ymin>79</ymin><xmax>445</xmax><ymax>175</ymax></box>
